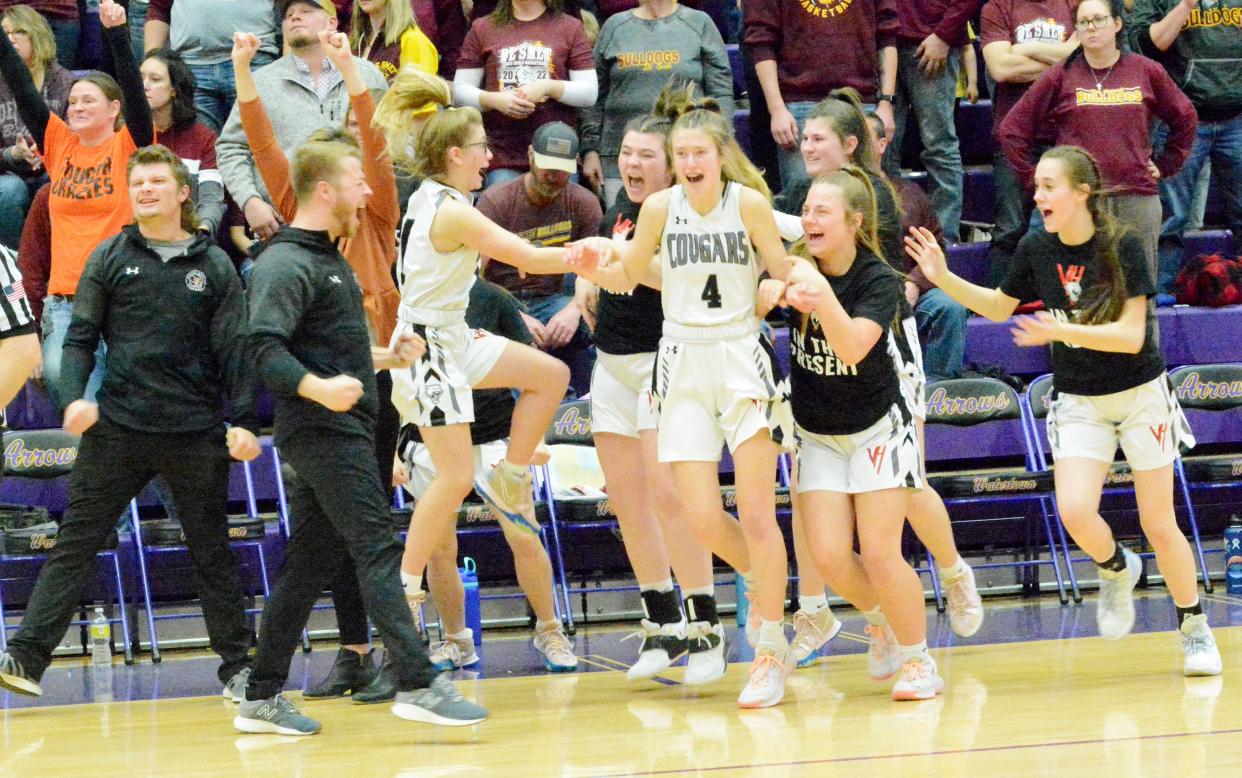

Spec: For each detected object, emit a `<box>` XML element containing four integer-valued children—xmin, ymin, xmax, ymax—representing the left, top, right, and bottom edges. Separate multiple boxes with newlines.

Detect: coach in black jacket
<box><xmin>0</xmin><ymin>145</ymin><xmax>259</xmax><ymax>700</ymax></box>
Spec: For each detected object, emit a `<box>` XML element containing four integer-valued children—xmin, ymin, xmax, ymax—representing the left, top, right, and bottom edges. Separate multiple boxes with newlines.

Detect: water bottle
<box><xmin>461</xmin><ymin>557</ymin><xmax>482</xmax><ymax>646</ymax></box>
<box><xmin>90</xmin><ymin>608</ymin><xmax>111</xmax><ymax>668</ymax></box>
<box><xmin>1225</xmin><ymin>515</ymin><xmax>1242</xmax><ymax>595</ymax></box>
<box><xmin>734</xmin><ymin>572</ymin><xmax>748</xmax><ymax>629</ymax></box>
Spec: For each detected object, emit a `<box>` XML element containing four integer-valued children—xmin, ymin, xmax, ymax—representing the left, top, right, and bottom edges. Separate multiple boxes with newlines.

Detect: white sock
<box><xmin>447</xmin><ymin>628</ymin><xmax>472</xmax><ymax>643</ymax></box>
<box><xmin>862</xmin><ymin>606</ymin><xmax>887</xmax><ymax>626</ymax></box>
<box><xmin>683</xmin><ymin>584</ymin><xmax>714</xmax><ymax>599</ymax></box>
<box><xmin>757</xmin><ymin>618</ymin><xmax>788</xmax><ymax>652</ymax></box>
<box><xmin>799</xmin><ymin>594</ymin><xmax>829</xmax><ymax>615</ymax></box>
<box><xmin>938</xmin><ymin>556</ymin><xmax>968</xmax><ymax>581</ymax></box>
<box><xmin>898</xmin><ymin>641</ymin><xmax>929</xmax><ymax>663</ymax></box>
<box><xmin>400</xmin><ymin>571</ymin><xmax>422</xmax><ymax>597</ymax></box>
<box><xmin>535</xmin><ymin>619</ymin><xmax>561</xmax><ymax>633</ymax></box>
<box><xmin>642</xmin><ymin>578</ymin><xmax>674</xmax><ymax>594</ymax></box>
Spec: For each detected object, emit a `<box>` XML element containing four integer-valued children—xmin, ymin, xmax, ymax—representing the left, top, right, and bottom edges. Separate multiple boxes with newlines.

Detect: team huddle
<box><xmin>0</xmin><ymin>14</ymin><xmax>1225</xmax><ymax>739</ymax></box>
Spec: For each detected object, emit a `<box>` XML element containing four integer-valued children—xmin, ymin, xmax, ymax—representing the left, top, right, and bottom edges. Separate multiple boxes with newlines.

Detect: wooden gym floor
<box><xmin>2</xmin><ymin>591</ymin><xmax>1240</xmax><ymax>777</ymax></box>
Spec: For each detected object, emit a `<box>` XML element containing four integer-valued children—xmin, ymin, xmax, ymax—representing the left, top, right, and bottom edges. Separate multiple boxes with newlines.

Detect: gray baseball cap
<box><xmin>531</xmin><ymin>121</ymin><xmax>579</xmax><ymax>174</ymax></box>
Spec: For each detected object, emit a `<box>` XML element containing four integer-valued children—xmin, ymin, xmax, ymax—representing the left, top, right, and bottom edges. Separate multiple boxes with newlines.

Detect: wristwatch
<box><xmin>877</xmin><ymin>93</ymin><xmax>895</xmax><ymax>104</ymax></box>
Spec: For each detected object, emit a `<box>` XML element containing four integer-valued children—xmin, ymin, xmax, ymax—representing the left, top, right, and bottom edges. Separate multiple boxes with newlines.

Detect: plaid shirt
<box><xmin>292</xmin><ymin>55</ymin><xmax>343</xmax><ymax>104</ymax></box>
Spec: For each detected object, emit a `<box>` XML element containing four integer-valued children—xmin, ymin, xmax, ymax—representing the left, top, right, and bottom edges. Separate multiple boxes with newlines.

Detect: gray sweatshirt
<box><xmin>159</xmin><ymin>0</ymin><xmax>280</xmax><ymax>66</ymax></box>
<box><xmin>216</xmin><ymin>54</ymin><xmax>388</xmax><ymax>212</ymax></box>
<box><xmin>580</xmin><ymin>6</ymin><xmax>735</xmax><ymax>178</ymax></box>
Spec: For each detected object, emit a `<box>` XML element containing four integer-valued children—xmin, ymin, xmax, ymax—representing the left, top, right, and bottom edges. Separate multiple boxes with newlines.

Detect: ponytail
<box><xmin>372</xmin><ymin>65</ymin><xmax>459</xmax><ymax>177</ymax></box>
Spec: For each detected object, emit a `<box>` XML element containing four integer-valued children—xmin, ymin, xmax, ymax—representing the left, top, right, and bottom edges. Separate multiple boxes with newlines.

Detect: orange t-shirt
<box><xmin>42</xmin><ymin>115</ymin><xmax>138</xmax><ymax>295</ymax></box>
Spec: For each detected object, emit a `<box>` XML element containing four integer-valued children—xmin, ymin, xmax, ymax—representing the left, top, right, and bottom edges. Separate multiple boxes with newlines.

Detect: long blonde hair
<box><xmin>372</xmin><ymin>65</ymin><xmax>457</xmax><ymax>177</ymax></box>
<box><xmin>350</xmin><ymin>0</ymin><xmax>419</xmax><ymax>49</ymax></box>
<box><xmin>653</xmin><ymin>82</ymin><xmax>771</xmax><ymax>201</ymax></box>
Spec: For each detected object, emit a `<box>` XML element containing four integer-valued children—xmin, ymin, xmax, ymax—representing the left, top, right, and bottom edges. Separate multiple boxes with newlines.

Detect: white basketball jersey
<box><xmin>396</xmin><ymin>180</ymin><xmax>479</xmax><ymax>322</ymax></box>
<box><xmin>659</xmin><ymin>182</ymin><xmax>761</xmax><ymax>328</ymax></box>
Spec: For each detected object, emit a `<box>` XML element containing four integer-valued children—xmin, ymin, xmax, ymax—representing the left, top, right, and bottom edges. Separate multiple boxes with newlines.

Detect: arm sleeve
<box><xmin>237</xmin><ymin>97</ymin><xmax>298</xmax><ymax>222</ymax></box>
<box><xmin>742</xmin><ymin>0</ymin><xmax>780</xmax><ymax>65</ymax></box>
<box><xmin>210</xmin><ymin>258</ymin><xmax>260</xmax><ymax>433</ymax></box>
<box><xmin>875</xmin><ymin>0</ymin><xmax>900</xmax><ymax>49</ymax></box>
<box><xmin>490</xmin><ymin>283</ymin><xmax>536</xmax><ymax>345</ymax></box>
<box><xmin>16</xmin><ymin>183</ymin><xmax>50</xmax><ymax>326</ymax></box>
<box><xmin>399</xmin><ymin>26</ymin><xmax>440</xmax><ymax>74</ymax></box>
<box><xmin>1119</xmin><ymin>231</ymin><xmax>1157</xmax><ymax>297</ymax></box>
<box><xmin>558</xmin><ymin>69</ymin><xmax>597</xmax><ymax>108</ymax></box>
<box><xmin>147</xmin><ymin>0</ymin><xmax>173</xmax><ymax>25</ymax></box>
<box><xmin>194</xmin><ymin>130</ymin><xmax>225</xmax><ymax>233</ymax></box>
<box><xmin>0</xmin><ymin>30</ymin><xmax>49</xmax><ymax>148</ymax></box>
<box><xmin>246</xmin><ymin>256</ymin><xmax>315</xmax><ymax>397</ymax></box>
<box><xmin>997</xmin><ymin>67</ymin><xmax>1060</xmax><ymax>189</ymax></box>
<box><xmin>1148</xmin><ymin>62</ymin><xmax>1198</xmax><ymax>180</ymax></box>
<box><xmin>107</xmin><ymin>26</ymin><xmax>153</xmax><ymax>148</ymax></box>
<box><xmin>979</xmin><ymin>2</ymin><xmax>1009</xmax><ymax>48</ymax></box>
<box><xmin>1128</xmin><ymin>0</ymin><xmax>1164</xmax><ymax>58</ymax></box>
<box><xmin>578</xmin><ymin>26</ymin><xmax>609</xmax><ymax>153</ymax></box>
<box><xmin>452</xmin><ymin>68</ymin><xmax>485</xmax><ymax>108</ymax></box>
<box><xmin>933</xmin><ymin>0</ymin><xmax>986</xmax><ymax>48</ymax></box>
<box><xmin>217</xmin><ymin>97</ymin><xmax>261</xmax><ymax>209</ymax></box>
<box><xmin>999</xmin><ymin>236</ymin><xmax>1038</xmax><ymax>303</ymax></box>
<box><xmin>700</xmin><ymin>19</ymin><xmax>735</xmax><ymax>119</ymax></box>
<box><xmin>353</xmin><ymin>89</ymin><xmax>399</xmax><ymax>228</ymax></box>
<box><xmin>60</xmin><ymin>246</ymin><xmax>110</xmax><ymax>403</ymax></box>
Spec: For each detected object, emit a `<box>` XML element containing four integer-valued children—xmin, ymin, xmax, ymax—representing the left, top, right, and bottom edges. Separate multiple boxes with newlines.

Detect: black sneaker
<box><xmin>351</xmin><ymin>656</ymin><xmax>397</xmax><ymax>704</ymax></box>
<box><xmin>304</xmin><ymin>648</ymin><xmax>377</xmax><ymax>699</ymax></box>
<box><xmin>0</xmin><ymin>652</ymin><xmax>42</xmax><ymax>697</ymax></box>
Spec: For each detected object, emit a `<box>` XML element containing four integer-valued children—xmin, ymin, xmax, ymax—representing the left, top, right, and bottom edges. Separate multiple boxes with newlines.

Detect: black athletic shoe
<box><xmin>304</xmin><ymin>648</ymin><xmax>378</xmax><ymax>699</ymax></box>
<box><xmin>351</xmin><ymin>656</ymin><xmax>397</xmax><ymax>704</ymax></box>
<box><xmin>0</xmin><ymin>652</ymin><xmax>42</xmax><ymax>697</ymax></box>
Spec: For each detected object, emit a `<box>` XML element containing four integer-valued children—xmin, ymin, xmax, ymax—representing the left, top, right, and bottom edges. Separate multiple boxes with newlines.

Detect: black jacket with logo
<box><xmin>62</xmin><ymin>224</ymin><xmax>258</xmax><ymax>434</ymax></box>
<box><xmin>247</xmin><ymin>226</ymin><xmax>377</xmax><ymax>443</ymax></box>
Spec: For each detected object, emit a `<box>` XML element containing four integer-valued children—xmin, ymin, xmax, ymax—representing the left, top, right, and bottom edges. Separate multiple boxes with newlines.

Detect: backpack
<box><xmin>1173</xmin><ymin>253</ymin><xmax>1242</xmax><ymax>307</ymax></box>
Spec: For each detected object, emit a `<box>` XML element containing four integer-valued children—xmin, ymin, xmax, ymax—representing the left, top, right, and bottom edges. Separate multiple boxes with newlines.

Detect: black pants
<box><xmin>9</xmin><ymin>418</ymin><xmax>251</xmax><ymax>683</ymax></box>
<box><xmin>246</xmin><ymin>427</ymin><xmax>435</xmax><ymax>700</ymax></box>
<box><xmin>327</xmin><ymin>371</ymin><xmax>400</xmax><ymax>646</ymax></box>
<box><xmin>986</xmin><ymin>151</ymin><xmax>1035</xmax><ymax>286</ymax></box>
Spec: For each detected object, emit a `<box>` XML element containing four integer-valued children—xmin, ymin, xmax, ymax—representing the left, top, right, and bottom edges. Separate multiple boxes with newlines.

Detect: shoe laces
<box><xmin>946</xmin><ymin>577</ymin><xmax>979</xmax><ymax>614</ymax></box>
<box><xmin>272</xmin><ymin>693</ymin><xmax>299</xmax><ymax>715</ymax></box>
<box><xmin>536</xmin><ymin>626</ymin><xmax>574</xmax><ymax>658</ymax></box>
<box><xmin>865</xmin><ymin>623</ymin><xmax>893</xmax><ymax>658</ymax></box>
<box><xmin>1182</xmin><ymin>629</ymin><xmax>1215</xmax><ymax>654</ymax></box>
<box><xmin>685</xmin><ymin>621</ymin><xmax>721</xmax><ymax>652</ymax></box>
<box><xmin>791</xmin><ymin>610</ymin><xmax>826</xmax><ymax>648</ymax></box>
<box><xmin>744</xmin><ymin>653</ymin><xmax>786</xmax><ymax>692</ymax></box>
<box><xmin>899</xmin><ymin>657</ymin><xmax>932</xmax><ymax>683</ymax></box>
<box><xmin>430</xmin><ymin>674</ymin><xmax>466</xmax><ymax>703</ymax></box>
<box><xmin>430</xmin><ymin>639</ymin><xmax>465</xmax><ymax>666</ymax></box>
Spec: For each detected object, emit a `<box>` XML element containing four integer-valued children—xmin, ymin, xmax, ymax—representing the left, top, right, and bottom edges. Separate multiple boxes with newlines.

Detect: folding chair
<box><xmin>128</xmin><ymin>458</ymin><xmax>273</xmax><ymax>662</ymax></box>
<box><xmin>0</xmin><ymin>429</ymin><xmax>134</xmax><ymax>663</ymax></box>
<box><xmin>923</xmin><ymin>377</ymin><xmax>1071</xmax><ymax>604</ymax></box>
<box><xmin>1024</xmin><ymin>373</ymin><xmax>1213</xmax><ymax>597</ymax></box>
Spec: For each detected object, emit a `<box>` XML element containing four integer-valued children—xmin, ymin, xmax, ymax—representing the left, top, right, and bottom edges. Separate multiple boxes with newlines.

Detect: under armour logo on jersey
<box><xmin>673</xmin><ymin>216</ymin><xmax>687</xmax><ymax>225</ymax></box>
<box><xmin>124</xmin><ymin>266</ymin><xmax>140</xmax><ymax>275</ymax></box>
<box><xmin>867</xmin><ymin>445</ymin><xmax>887</xmax><ymax>474</ymax></box>
<box><xmin>328</xmin><ymin>275</ymin><xmax>342</xmax><ymax>284</ymax></box>
<box><xmin>1149</xmin><ymin>423</ymin><xmax>1168</xmax><ymax>448</ymax></box>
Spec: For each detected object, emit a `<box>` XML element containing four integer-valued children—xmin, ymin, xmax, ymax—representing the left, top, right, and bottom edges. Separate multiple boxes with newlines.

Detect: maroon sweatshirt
<box><xmin>999</xmin><ymin>51</ymin><xmax>1197</xmax><ymax>197</ymax></box>
<box><xmin>895</xmin><ymin>0</ymin><xmax>984</xmax><ymax>47</ymax></box>
<box><xmin>744</xmin><ymin>0</ymin><xmax>898</xmax><ymax>105</ymax></box>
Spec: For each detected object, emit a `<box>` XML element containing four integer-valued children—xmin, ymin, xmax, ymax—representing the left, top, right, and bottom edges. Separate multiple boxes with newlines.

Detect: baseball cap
<box><xmin>279</xmin><ymin>0</ymin><xmax>337</xmax><ymax>20</ymax></box>
<box><xmin>530</xmin><ymin>121</ymin><xmax>579</xmax><ymax>174</ymax></box>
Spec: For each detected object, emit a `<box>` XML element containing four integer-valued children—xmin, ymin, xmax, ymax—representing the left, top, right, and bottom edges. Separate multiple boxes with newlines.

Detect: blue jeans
<box><xmin>40</xmin><ymin>296</ymin><xmax>105</xmax><ymax>411</ymax></box>
<box><xmin>0</xmin><ymin>173</ymin><xmax>32</xmax><ymax>250</ymax></box>
<box><xmin>484</xmin><ymin>167</ymin><xmax>525</xmax><ymax>190</ymax></box>
<box><xmin>1153</xmin><ymin>113</ymin><xmax>1242</xmax><ymax>293</ymax></box>
<box><xmin>47</xmin><ymin>16</ymin><xmax>80</xmax><ymax>70</ymax></box>
<box><xmin>189</xmin><ymin>55</ymin><xmax>275</xmax><ymax>133</ymax></box>
<box><xmin>127</xmin><ymin>0</ymin><xmax>147</xmax><ymax>61</ymax></box>
<box><xmin>914</xmin><ymin>289</ymin><xmax>967</xmax><ymax>382</ymax></box>
<box><xmin>775</xmin><ymin>100</ymin><xmax>818</xmax><ymax>192</ymax></box>
<box><xmin>520</xmin><ymin>291</ymin><xmax>592</xmax><ymax>398</ymax></box>
<box><xmin>888</xmin><ymin>44</ymin><xmax>964</xmax><ymax>242</ymax></box>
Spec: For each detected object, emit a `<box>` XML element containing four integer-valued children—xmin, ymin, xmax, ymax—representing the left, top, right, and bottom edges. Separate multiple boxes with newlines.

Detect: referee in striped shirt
<box><xmin>0</xmin><ymin>244</ymin><xmax>38</xmax><ymax>411</ymax></box>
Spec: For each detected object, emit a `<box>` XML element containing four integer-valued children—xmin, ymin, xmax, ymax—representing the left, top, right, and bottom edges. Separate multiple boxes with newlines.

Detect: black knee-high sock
<box><xmin>1100</xmin><ymin>542</ymin><xmax>1129</xmax><ymax>572</ymax></box>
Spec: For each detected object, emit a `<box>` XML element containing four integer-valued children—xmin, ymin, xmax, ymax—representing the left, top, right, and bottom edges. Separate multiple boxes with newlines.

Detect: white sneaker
<box><xmin>790</xmin><ymin>609</ymin><xmax>841</xmax><ymax>668</ymax></box>
<box><xmin>1180</xmin><ymin>614</ymin><xmax>1222</xmax><ymax>677</ymax></box>
<box><xmin>865</xmin><ymin>623</ymin><xmax>901</xmax><ymax>681</ymax></box>
<box><xmin>683</xmin><ymin>621</ymin><xmax>727</xmax><ymax>685</ymax></box>
<box><xmin>942</xmin><ymin>564</ymin><xmax>983</xmax><ymax>637</ymax></box>
<box><xmin>533</xmin><ymin>623</ymin><xmax>579</xmax><ymax>673</ymax></box>
<box><xmin>429</xmin><ymin>632</ymin><xmax>480</xmax><ymax>672</ymax></box>
<box><xmin>626</xmin><ymin>619</ymin><xmax>686</xmax><ymax>681</ymax></box>
<box><xmin>737</xmin><ymin>649</ymin><xmax>790</xmax><ymax>709</ymax></box>
<box><xmin>890</xmin><ymin>655</ymin><xmax>944</xmax><ymax>701</ymax></box>
<box><xmin>406</xmin><ymin>590</ymin><xmax>426</xmax><ymax>634</ymax></box>
<box><xmin>743</xmin><ymin>590</ymin><xmax>759</xmax><ymax>648</ymax></box>
<box><xmin>1096</xmin><ymin>548</ymin><xmax>1141</xmax><ymax>640</ymax></box>
<box><xmin>475</xmin><ymin>463</ymin><xmax>539</xmax><ymax>534</ymax></box>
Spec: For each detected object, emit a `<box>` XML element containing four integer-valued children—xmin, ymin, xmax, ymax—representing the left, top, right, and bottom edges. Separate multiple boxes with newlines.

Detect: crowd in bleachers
<box><xmin>1</xmin><ymin>0</ymin><xmax>1240</xmax><ymax>415</ymax></box>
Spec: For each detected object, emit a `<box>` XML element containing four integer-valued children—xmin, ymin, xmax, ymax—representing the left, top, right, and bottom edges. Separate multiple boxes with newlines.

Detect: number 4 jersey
<box><xmin>660</xmin><ymin>182</ymin><xmax>762</xmax><ymax>329</ymax></box>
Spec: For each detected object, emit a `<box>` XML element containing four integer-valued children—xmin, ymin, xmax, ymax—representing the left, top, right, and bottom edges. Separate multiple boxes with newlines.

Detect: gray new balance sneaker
<box><xmin>234</xmin><ymin>693</ymin><xmax>321</xmax><ymax>736</ymax></box>
<box><xmin>222</xmin><ymin>667</ymin><xmax>251</xmax><ymax>703</ymax></box>
<box><xmin>0</xmin><ymin>652</ymin><xmax>41</xmax><ymax>697</ymax></box>
<box><xmin>391</xmin><ymin>674</ymin><xmax>488</xmax><ymax>726</ymax></box>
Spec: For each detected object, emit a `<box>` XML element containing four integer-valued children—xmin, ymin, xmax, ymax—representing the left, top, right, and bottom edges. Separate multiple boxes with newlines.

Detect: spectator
<box><xmin>0</xmin><ymin>0</ymin><xmax>152</xmax><ymax>409</ymax></box>
<box><xmin>581</xmin><ymin>0</ymin><xmax>732</xmax><ymax>206</ymax></box>
<box><xmin>743</xmin><ymin>0</ymin><xmax>898</xmax><ymax>192</ymax></box>
<box><xmin>425</xmin><ymin>0</ymin><xmax>468</xmax><ymax>79</ymax></box>
<box><xmin>453</xmin><ymin>0</ymin><xmax>595</xmax><ymax>188</ymax></box>
<box><xmin>216</xmin><ymin>0</ymin><xmax>387</xmax><ymax>244</ymax></box>
<box><xmin>14</xmin><ymin>181</ymin><xmax>46</xmax><ymax>325</ymax></box>
<box><xmin>0</xmin><ymin>0</ymin><xmax>77</xmax><ymax>69</ymax></box>
<box><xmin>479</xmin><ymin>121</ymin><xmax>601</xmax><ymax>395</ymax></box>
<box><xmin>1130</xmin><ymin>0</ymin><xmax>1242</xmax><ymax>292</ymax></box>
<box><xmin>999</xmin><ymin>0</ymin><xmax>1197</xmax><ymax>280</ymax></box>
<box><xmin>143</xmin><ymin>0</ymin><xmax>279</xmax><ymax>132</ymax></box>
<box><xmin>885</xmin><ymin>0</ymin><xmax>981</xmax><ymax>243</ymax></box>
<box><xmin>980</xmin><ymin>0</ymin><xmax>1079</xmax><ymax>284</ymax></box>
<box><xmin>141</xmin><ymin>48</ymin><xmax>224</xmax><ymax>236</ymax></box>
<box><xmin>0</xmin><ymin>6</ymin><xmax>72</xmax><ymax>249</ymax></box>
<box><xmin>349</xmin><ymin>0</ymin><xmax>439</xmax><ymax>82</ymax></box>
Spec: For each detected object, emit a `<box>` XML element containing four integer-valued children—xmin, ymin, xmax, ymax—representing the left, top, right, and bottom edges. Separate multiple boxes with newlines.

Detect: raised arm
<box><xmin>232</xmin><ymin>33</ymin><xmax>297</xmax><ymax>222</ymax></box>
<box><xmin>101</xmin><ymin>1</ymin><xmax>153</xmax><ymax>148</ymax></box>
<box><xmin>0</xmin><ymin>23</ymin><xmax>49</xmax><ymax>147</ymax></box>
<box><xmin>904</xmin><ymin>226</ymin><xmax>1019</xmax><ymax>322</ymax></box>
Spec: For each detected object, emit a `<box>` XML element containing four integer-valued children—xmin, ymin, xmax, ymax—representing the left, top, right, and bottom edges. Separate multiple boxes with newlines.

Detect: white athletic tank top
<box><xmin>396</xmin><ymin>179</ymin><xmax>479</xmax><ymax>325</ymax></box>
<box><xmin>659</xmin><ymin>182</ymin><xmax>761</xmax><ymax>329</ymax></box>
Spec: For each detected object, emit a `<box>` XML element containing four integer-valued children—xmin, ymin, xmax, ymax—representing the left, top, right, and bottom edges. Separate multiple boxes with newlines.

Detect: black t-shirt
<box><xmin>788</xmin><ymin>249</ymin><xmax>903</xmax><ymax>435</ymax></box>
<box><xmin>594</xmin><ymin>191</ymin><xmax>664</xmax><ymax>356</ymax></box>
<box><xmin>1000</xmin><ymin>228</ymin><xmax>1165</xmax><ymax>396</ymax></box>
<box><xmin>405</xmin><ymin>279</ymin><xmax>533</xmax><ymax>445</ymax></box>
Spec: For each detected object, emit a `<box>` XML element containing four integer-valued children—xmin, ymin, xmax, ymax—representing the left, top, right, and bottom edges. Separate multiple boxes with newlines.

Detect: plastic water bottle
<box><xmin>90</xmin><ymin>608</ymin><xmax>111</xmax><ymax>668</ymax></box>
<box><xmin>1225</xmin><ymin>515</ymin><xmax>1242</xmax><ymax>595</ymax></box>
<box><xmin>734</xmin><ymin>572</ymin><xmax>748</xmax><ymax>629</ymax></box>
<box><xmin>461</xmin><ymin>557</ymin><xmax>482</xmax><ymax>647</ymax></box>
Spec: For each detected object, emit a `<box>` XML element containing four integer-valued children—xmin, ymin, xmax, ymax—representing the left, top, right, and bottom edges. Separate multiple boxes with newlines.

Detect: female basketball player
<box><xmin>905</xmin><ymin>145</ymin><xmax>1220</xmax><ymax>676</ymax></box>
<box><xmin>569</xmin><ymin>85</ymin><xmax>797</xmax><ymax>708</ymax></box>
<box><xmin>782</xmin><ymin>167</ymin><xmax>941</xmax><ymax>700</ymax></box>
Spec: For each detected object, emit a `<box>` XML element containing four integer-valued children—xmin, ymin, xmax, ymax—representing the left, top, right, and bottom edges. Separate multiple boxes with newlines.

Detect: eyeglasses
<box><xmin>463</xmin><ymin>141</ymin><xmax>491</xmax><ymax>152</ymax></box>
<box><xmin>4</xmin><ymin>28</ymin><xmax>29</xmax><ymax>39</ymax></box>
<box><xmin>1075</xmin><ymin>15</ymin><xmax>1113</xmax><ymax>31</ymax></box>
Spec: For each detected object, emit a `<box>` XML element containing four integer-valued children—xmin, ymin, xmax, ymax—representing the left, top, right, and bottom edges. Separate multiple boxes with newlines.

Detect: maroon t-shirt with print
<box><xmin>457</xmin><ymin>11</ymin><xmax>594</xmax><ymax>172</ymax></box>
<box><xmin>979</xmin><ymin>0</ymin><xmax>1077</xmax><ymax>138</ymax></box>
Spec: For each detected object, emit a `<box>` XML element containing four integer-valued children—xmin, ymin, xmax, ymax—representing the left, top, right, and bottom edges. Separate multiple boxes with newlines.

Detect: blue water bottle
<box><xmin>461</xmin><ymin>557</ymin><xmax>482</xmax><ymax>646</ymax></box>
<box><xmin>1225</xmin><ymin>515</ymin><xmax>1242</xmax><ymax>595</ymax></box>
